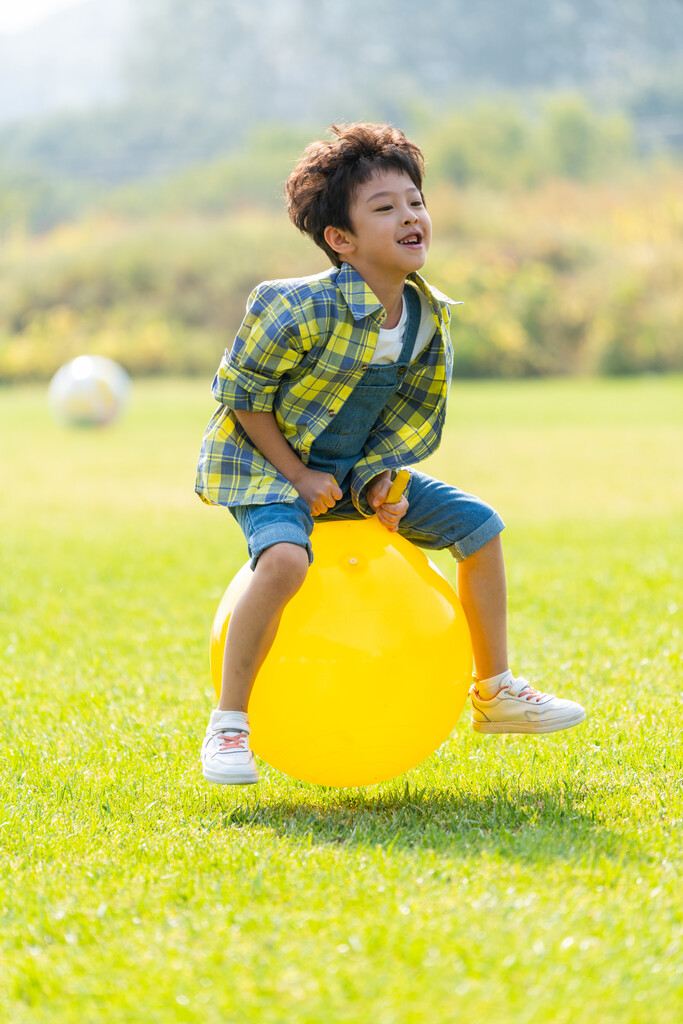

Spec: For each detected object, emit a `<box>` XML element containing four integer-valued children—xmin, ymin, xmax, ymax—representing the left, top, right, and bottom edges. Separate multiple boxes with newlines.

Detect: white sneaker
<box><xmin>201</xmin><ymin>723</ymin><xmax>259</xmax><ymax>785</ymax></box>
<box><xmin>470</xmin><ymin>676</ymin><xmax>586</xmax><ymax>735</ymax></box>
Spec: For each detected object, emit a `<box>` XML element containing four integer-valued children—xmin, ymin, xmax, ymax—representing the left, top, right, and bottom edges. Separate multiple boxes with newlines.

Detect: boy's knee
<box><xmin>256</xmin><ymin>542</ymin><xmax>309</xmax><ymax>594</ymax></box>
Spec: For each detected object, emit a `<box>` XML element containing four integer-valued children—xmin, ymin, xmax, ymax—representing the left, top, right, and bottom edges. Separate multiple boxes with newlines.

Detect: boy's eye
<box><xmin>375</xmin><ymin>205</ymin><xmax>393</xmax><ymax>212</ymax></box>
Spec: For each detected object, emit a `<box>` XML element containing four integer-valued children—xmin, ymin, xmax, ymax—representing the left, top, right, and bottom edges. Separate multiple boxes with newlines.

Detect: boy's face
<box><xmin>326</xmin><ymin>168</ymin><xmax>432</xmax><ymax>282</ymax></box>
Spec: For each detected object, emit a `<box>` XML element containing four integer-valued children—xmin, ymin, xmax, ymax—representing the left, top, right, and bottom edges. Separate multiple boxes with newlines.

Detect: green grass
<box><xmin>1</xmin><ymin>376</ymin><xmax>682</xmax><ymax>1023</ymax></box>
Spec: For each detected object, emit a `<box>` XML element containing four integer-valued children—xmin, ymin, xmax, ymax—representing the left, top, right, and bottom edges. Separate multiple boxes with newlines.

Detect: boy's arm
<box><xmin>234</xmin><ymin>410</ymin><xmax>342</xmax><ymax>517</ymax></box>
<box><xmin>213</xmin><ymin>283</ymin><xmax>308</xmax><ymax>413</ymax></box>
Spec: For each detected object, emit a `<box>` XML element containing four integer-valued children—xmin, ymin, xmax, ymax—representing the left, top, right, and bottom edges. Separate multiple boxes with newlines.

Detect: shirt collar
<box><xmin>336</xmin><ymin>262</ymin><xmax>459</xmax><ymax>322</ymax></box>
<box><xmin>407</xmin><ymin>271</ymin><xmax>461</xmax><ymax>313</ymax></box>
<box><xmin>336</xmin><ymin>263</ymin><xmax>384</xmax><ymax>321</ymax></box>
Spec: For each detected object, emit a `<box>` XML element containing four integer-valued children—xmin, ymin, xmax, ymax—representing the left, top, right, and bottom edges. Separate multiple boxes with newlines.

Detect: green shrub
<box><xmin>1</xmin><ymin>169</ymin><xmax>681</xmax><ymax>382</ymax></box>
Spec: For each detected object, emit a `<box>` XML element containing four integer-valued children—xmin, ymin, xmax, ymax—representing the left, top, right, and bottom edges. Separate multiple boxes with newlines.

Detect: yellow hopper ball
<box><xmin>210</xmin><ymin>517</ymin><xmax>472</xmax><ymax>787</ymax></box>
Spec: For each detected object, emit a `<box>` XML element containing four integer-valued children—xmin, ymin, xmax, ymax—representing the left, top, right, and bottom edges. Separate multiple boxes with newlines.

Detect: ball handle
<box><xmin>385</xmin><ymin>469</ymin><xmax>410</xmax><ymax>504</ymax></box>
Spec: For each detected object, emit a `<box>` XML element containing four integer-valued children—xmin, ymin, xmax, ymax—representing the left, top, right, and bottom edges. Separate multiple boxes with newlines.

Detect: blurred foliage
<box><xmin>0</xmin><ymin>100</ymin><xmax>682</xmax><ymax>381</ymax></box>
<box><xmin>99</xmin><ymin>125</ymin><xmax>316</xmax><ymax>219</ymax></box>
<box><xmin>0</xmin><ymin>213</ymin><xmax>317</xmax><ymax>380</ymax></box>
<box><xmin>426</xmin><ymin>97</ymin><xmax>634</xmax><ymax>188</ymax></box>
<box><xmin>0</xmin><ymin>163</ymin><xmax>102</xmax><ymax>236</ymax></box>
<box><xmin>427</xmin><ymin>174</ymin><xmax>683</xmax><ymax>377</ymax></box>
<box><xmin>0</xmin><ymin>96</ymin><xmax>666</xmax><ymax>233</ymax></box>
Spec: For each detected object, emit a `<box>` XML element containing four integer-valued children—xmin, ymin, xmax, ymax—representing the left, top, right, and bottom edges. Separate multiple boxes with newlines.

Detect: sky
<box><xmin>0</xmin><ymin>0</ymin><xmax>83</xmax><ymax>34</ymax></box>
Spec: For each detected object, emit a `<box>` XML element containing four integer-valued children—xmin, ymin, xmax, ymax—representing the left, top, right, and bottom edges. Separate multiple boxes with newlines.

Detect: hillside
<box><xmin>0</xmin><ymin>0</ymin><xmax>682</xmax><ymax>183</ymax></box>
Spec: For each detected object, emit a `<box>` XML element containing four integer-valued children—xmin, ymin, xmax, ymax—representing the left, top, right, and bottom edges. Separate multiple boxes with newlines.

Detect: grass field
<box><xmin>1</xmin><ymin>376</ymin><xmax>682</xmax><ymax>1023</ymax></box>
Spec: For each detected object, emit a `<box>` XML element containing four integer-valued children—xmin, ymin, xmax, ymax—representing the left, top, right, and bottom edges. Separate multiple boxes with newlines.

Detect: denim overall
<box><xmin>231</xmin><ymin>284</ymin><xmax>504</xmax><ymax>567</ymax></box>
<box><xmin>307</xmin><ymin>285</ymin><xmax>422</xmax><ymax>485</ymax></box>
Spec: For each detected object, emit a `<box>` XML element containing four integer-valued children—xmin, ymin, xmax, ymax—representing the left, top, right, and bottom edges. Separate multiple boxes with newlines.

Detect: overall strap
<box><xmin>396</xmin><ymin>284</ymin><xmax>422</xmax><ymax>365</ymax></box>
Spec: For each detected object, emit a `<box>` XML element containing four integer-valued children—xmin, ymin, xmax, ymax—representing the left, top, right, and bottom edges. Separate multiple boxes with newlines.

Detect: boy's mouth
<box><xmin>398</xmin><ymin>233</ymin><xmax>423</xmax><ymax>247</ymax></box>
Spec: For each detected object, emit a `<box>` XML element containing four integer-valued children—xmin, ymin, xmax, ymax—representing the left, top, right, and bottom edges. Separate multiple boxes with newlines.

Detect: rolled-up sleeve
<box><xmin>211</xmin><ymin>284</ymin><xmax>306</xmax><ymax>412</ymax></box>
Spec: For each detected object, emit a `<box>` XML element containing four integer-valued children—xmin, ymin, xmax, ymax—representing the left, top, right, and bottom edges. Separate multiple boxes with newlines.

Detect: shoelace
<box><xmin>506</xmin><ymin>676</ymin><xmax>546</xmax><ymax>703</ymax></box>
<box><xmin>217</xmin><ymin>731</ymin><xmax>248</xmax><ymax>751</ymax></box>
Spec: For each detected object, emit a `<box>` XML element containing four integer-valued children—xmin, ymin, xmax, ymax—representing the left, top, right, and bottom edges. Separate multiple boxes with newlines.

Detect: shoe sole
<box><xmin>472</xmin><ymin>708</ymin><xmax>586</xmax><ymax>735</ymax></box>
<box><xmin>202</xmin><ymin>767</ymin><xmax>259</xmax><ymax>785</ymax></box>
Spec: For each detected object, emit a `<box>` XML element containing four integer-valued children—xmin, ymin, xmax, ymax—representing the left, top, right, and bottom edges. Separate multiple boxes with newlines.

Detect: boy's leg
<box><xmin>396</xmin><ymin>471</ymin><xmax>586</xmax><ymax>735</ymax></box>
<box><xmin>202</xmin><ymin>500</ymin><xmax>314</xmax><ymax>785</ymax></box>
<box><xmin>218</xmin><ymin>542</ymin><xmax>309</xmax><ymax>711</ymax></box>
<box><xmin>456</xmin><ymin>533</ymin><xmax>508</xmax><ymax>681</ymax></box>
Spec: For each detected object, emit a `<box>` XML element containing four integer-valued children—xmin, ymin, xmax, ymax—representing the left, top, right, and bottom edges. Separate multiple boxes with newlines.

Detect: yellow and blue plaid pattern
<box><xmin>195</xmin><ymin>262</ymin><xmax>458</xmax><ymax>515</ymax></box>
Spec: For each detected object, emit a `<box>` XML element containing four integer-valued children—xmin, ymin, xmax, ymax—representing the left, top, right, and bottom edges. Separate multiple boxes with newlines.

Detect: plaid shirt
<box><xmin>195</xmin><ymin>262</ymin><xmax>459</xmax><ymax>515</ymax></box>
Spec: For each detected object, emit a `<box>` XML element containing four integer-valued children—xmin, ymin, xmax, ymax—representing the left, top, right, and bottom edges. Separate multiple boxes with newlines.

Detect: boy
<box><xmin>196</xmin><ymin>123</ymin><xmax>586</xmax><ymax>785</ymax></box>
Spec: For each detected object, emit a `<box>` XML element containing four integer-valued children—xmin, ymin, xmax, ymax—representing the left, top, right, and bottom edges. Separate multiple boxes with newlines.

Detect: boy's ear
<box><xmin>323</xmin><ymin>225</ymin><xmax>355</xmax><ymax>257</ymax></box>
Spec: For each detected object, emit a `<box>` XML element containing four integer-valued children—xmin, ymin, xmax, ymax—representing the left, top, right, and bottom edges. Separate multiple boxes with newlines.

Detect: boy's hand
<box><xmin>293</xmin><ymin>468</ymin><xmax>343</xmax><ymax>516</ymax></box>
<box><xmin>367</xmin><ymin>474</ymin><xmax>409</xmax><ymax>532</ymax></box>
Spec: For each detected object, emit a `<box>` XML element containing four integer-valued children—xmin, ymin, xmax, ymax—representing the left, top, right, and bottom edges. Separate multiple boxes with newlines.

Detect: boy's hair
<box><xmin>285</xmin><ymin>122</ymin><xmax>425</xmax><ymax>268</ymax></box>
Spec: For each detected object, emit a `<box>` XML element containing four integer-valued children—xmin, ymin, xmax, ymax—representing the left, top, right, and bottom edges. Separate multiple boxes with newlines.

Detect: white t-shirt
<box><xmin>370</xmin><ymin>286</ymin><xmax>435</xmax><ymax>365</ymax></box>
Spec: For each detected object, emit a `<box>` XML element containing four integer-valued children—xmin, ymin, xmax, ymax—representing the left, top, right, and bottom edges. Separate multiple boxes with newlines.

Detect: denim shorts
<box><xmin>229</xmin><ymin>469</ymin><xmax>505</xmax><ymax>569</ymax></box>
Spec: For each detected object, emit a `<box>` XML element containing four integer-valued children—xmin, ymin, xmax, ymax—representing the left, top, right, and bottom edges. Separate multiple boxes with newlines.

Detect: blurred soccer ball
<box><xmin>48</xmin><ymin>355</ymin><xmax>131</xmax><ymax>427</ymax></box>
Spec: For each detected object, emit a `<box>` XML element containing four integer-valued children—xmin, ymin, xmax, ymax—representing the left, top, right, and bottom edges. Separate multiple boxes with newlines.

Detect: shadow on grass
<box><xmin>202</xmin><ymin>780</ymin><xmax>622</xmax><ymax>861</ymax></box>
